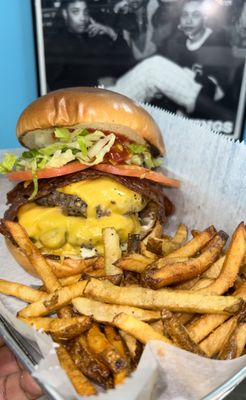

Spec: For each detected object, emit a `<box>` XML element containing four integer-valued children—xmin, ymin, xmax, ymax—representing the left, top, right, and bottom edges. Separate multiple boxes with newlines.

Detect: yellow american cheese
<box><xmin>17</xmin><ymin>177</ymin><xmax>146</xmax><ymax>256</ymax></box>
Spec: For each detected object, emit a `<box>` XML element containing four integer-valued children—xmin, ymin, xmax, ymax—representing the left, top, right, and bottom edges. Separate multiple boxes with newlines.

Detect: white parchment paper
<box><xmin>0</xmin><ymin>106</ymin><xmax>246</xmax><ymax>399</ymax></box>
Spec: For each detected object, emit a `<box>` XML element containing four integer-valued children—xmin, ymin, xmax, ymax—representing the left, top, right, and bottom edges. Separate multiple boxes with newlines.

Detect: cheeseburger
<box><xmin>0</xmin><ymin>87</ymin><xmax>179</xmax><ymax>276</ymax></box>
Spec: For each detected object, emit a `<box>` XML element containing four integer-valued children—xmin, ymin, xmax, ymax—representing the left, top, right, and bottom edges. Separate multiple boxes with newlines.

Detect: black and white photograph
<box><xmin>34</xmin><ymin>0</ymin><xmax>246</xmax><ymax>139</ymax></box>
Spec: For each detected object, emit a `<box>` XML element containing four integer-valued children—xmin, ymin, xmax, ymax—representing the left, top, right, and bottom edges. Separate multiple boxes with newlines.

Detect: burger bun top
<box><xmin>16</xmin><ymin>87</ymin><xmax>165</xmax><ymax>155</ymax></box>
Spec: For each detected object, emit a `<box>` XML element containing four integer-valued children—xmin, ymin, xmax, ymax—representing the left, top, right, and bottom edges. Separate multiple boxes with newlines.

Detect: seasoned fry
<box><xmin>18</xmin><ymin>280</ymin><xmax>88</xmax><ymax>318</ymax></box>
<box><xmin>84</xmin><ymin>278</ymin><xmax>242</xmax><ymax>314</ymax></box>
<box><xmin>201</xmin><ymin>256</ymin><xmax>225</xmax><ymax>279</ymax></box>
<box><xmin>19</xmin><ymin>316</ymin><xmax>92</xmax><ymax>340</ymax></box>
<box><xmin>160</xmin><ymin>225</ymin><xmax>216</xmax><ymax>261</ymax></box>
<box><xmin>187</xmin><ymin>282</ymin><xmax>246</xmax><ymax>343</ymax></box>
<box><xmin>70</xmin><ymin>336</ymin><xmax>113</xmax><ymax>389</ymax></box>
<box><xmin>4</xmin><ymin>221</ymin><xmax>61</xmax><ymax>292</ymax></box>
<box><xmin>113</xmin><ymin>313</ymin><xmax>171</xmax><ymax>344</ymax></box>
<box><xmin>200</xmin><ymin>317</ymin><xmax>238</xmax><ymax>357</ymax></box>
<box><xmin>114</xmin><ymin>253</ymin><xmax>153</xmax><ymax>273</ymax></box>
<box><xmin>161</xmin><ymin>309</ymin><xmax>207</xmax><ymax>356</ymax></box>
<box><xmin>87</xmin><ymin>324</ymin><xmax>127</xmax><ymax>374</ymax></box>
<box><xmin>104</xmin><ymin>325</ymin><xmax>129</xmax><ymax>385</ymax></box>
<box><xmin>103</xmin><ymin>227</ymin><xmax>122</xmax><ymax>276</ymax></box>
<box><xmin>0</xmin><ymin>279</ymin><xmax>47</xmax><ymax>303</ymax></box>
<box><xmin>56</xmin><ymin>344</ymin><xmax>96</xmax><ymax>395</ymax></box>
<box><xmin>46</xmin><ymin>256</ymin><xmax>102</xmax><ymax>278</ymax></box>
<box><xmin>142</xmin><ymin>231</ymin><xmax>228</xmax><ymax>289</ymax></box>
<box><xmin>119</xmin><ymin>330</ymin><xmax>143</xmax><ymax>367</ymax></box>
<box><xmin>197</xmin><ymin>222</ymin><xmax>246</xmax><ymax>295</ymax></box>
<box><xmin>73</xmin><ymin>297</ymin><xmax>160</xmax><ymax>323</ymax></box>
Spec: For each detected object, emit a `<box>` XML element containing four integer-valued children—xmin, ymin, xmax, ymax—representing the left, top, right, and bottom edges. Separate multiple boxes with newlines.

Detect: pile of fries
<box><xmin>0</xmin><ymin>219</ymin><xmax>246</xmax><ymax>395</ymax></box>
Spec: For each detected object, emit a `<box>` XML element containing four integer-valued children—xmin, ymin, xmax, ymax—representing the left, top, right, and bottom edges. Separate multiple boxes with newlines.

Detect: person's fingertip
<box><xmin>20</xmin><ymin>370</ymin><xmax>43</xmax><ymax>398</ymax></box>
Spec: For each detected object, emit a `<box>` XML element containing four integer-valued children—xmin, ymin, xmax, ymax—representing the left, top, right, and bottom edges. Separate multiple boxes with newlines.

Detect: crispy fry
<box><xmin>201</xmin><ymin>256</ymin><xmax>225</xmax><ymax>279</ymax></box>
<box><xmin>150</xmin><ymin>320</ymin><xmax>164</xmax><ymax>335</ymax></box>
<box><xmin>197</xmin><ymin>222</ymin><xmax>246</xmax><ymax>295</ymax></box>
<box><xmin>187</xmin><ymin>282</ymin><xmax>246</xmax><ymax>343</ymax></box>
<box><xmin>84</xmin><ymin>278</ymin><xmax>242</xmax><ymax>314</ymax></box>
<box><xmin>103</xmin><ymin>227</ymin><xmax>122</xmax><ymax>276</ymax></box>
<box><xmin>18</xmin><ymin>280</ymin><xmax>88</xmax><ymax>318</ymax></box>
<box><xmin>119</xmin><ymin>330</ymin><xmax>143</xmax><ymax>367</ymax></box>
<box><xmin>4</xmin><ymin>221</ymin><xmax>61</xmax><ymax>292</ymax></box>
<box><xmin>160</xmin><ymin>226</ymin><xmax>216</xmax><ymax>260</ymax></box>
<box><xmin>70</xmin><ymin>336</ymin><xmax>113</xmax><ymax>389</ymax></box>
<box><xmin>87</xmin><ymin>324</ymin><xmax>127</xmax><ymax>374</ymax></box>
<box><xmin>142</xmin><ymin>231</ymin><xmax>228</xmax><ymax>289</ymax></box>
<box><xmin>172</xmin><ymin>224</ymin><xmax>188</xmax><ymax>244</ymax></box>
<box><xmin>113</xmin><ymin>313</ymin><xmax>171</xmax><ymax>344</ymax></box>
<box><xmin>114</xmin><ymin>253</ymin><xmax>153</xmax><ymax>273</ymax></box>
<box><xmin>234</xmin><ymin>324</ymin><xmax>246</xmax><ymax>357</ymax></box>
<box><xmin>46</xmin><ymin>256</ymin><xmax>102</xmax><ymax>278</ymax></box>
<box><xmin>174</xmin><ymin>277</ymin><xmax>200</xmax><ymax>290</ymax></box>
<box><xmin>73</xmin><ymin>297</ymin><xmax>160</xmax><ymax>323</ymax></box>
<box><xmin>161</xmin><ymin>309</ymin><xmax>207</xmax><ymax>356</ymax></box>
<box><xmin>0</xmin><ymin>279</ymin><xmax>47</xmax><ymax>302</ymax></box>
<box><xmin>19</xmin><ymin>316</ymin><xmax>92</xmax><ymax>340</ymax></box>
<box><xmin>190</xmin><ymin>278</ymin><xmax>214</xmax><ymax>290</ymax></box>
<box><xmin>59</xmin><ymin>274</ymin><xmax>82</xmax><ymax>287</ymax></box>
<box><xmin>140</xmin><ymin>221</ymin><xmax>162</xmax><ymax>259</ymax></box>
<box><xmin>200</xmin><ymin>317</ymin><xmax>238</xmax><ymax>357</ymax></box>
<box><xmin>104</xmin><ymin>325</ymin><xmax>129</xmax><ymax>385</ymax></box>
<box><xmin>56</xmin><ymin>344</ymin><xmax>96</xmax><ymax>395</ymax></box>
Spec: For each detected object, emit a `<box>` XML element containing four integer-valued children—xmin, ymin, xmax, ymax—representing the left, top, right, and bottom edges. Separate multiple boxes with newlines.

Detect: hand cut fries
<box><xmin>1</xmin><ymin>220</ymin><xmax>246</xmax><ymax>395</ymax></box>
<box><xmin>19</xmin><ymin>316</ymin><xmax>92</xmax><ymax>341</ymax></box>
<box><xmin>84</xmin><ymin>278</ymin><xmax>242</xmax><ymax>314</ymax></box>
<box><xmin>72</xmin><ymin>297</ymin><xmax>160</xmax><ymax>323</ymax></box>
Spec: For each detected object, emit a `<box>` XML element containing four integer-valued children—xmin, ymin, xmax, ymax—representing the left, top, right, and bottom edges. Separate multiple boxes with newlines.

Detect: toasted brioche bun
<box><xmin>5</xmin><ymin>238</ymin><xmax>97</xmax><ymax>278</ymax></box>
<box><xmin>16</xmin><ymin>87</ymin><xmax>165</xmax><ymax>155</ymax></box>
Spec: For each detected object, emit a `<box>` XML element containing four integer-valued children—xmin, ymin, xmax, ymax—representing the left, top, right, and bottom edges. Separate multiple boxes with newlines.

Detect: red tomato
<box><xmin>8</xmin><ymin>162</ymin><xmax>90</xmax><ymax>181</ymax></box>
<box><xmin>93</xmin><ymin>164</ymin><xmax>180</xmax><ymax>188</ymax></box>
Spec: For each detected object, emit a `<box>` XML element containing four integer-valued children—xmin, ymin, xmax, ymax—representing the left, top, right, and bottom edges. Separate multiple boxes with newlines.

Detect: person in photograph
<box><xmin>44</xmin><ymin>0</ymin><xmax>132</xmax><ymax>90</ymax></box>
<box><xmin>151</xmin><ymin>0</ymin><xmax>181</xmax><ymax>50</ymax></box>
<box><xmin>231</xmin><ymin>1</ymin><xmax>246</xmax><ymax>54</ymax></box>
<box><xmin>118</xmin><ymin>0</ymin><xmax>157</xmax><ymax>62</ymax></box>
<box><xmin>109</xmin><ymin>0</ymin><xmax>236</xmax><ymax>121</ymax></box>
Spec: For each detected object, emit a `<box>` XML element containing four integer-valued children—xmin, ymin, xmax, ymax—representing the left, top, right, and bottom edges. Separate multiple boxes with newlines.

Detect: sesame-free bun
<box><xmin>16</xmin><ymin>87</ymin><xmax>165</xmax><ymax>155</ymax></box>
<box><xmin>5</xmin><ymin>238</ymin><xmax>97</xmax><ymax>278</ymax></box>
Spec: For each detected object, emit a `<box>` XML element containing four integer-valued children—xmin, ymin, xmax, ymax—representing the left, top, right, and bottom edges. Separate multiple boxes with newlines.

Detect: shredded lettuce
<box><xmin>54</xmin><ymin>128</ymin><xmax>70</xmax><ymax>142</ymax></box>
<box><xmin>128</xmin><ymin>143</ymin><xmax>147</xmax><ymax>154</ymax></box>
<box><xmin>0</xmin><ymin>154</ymin><xmax>17</xmax><ymax>173</ymax></box>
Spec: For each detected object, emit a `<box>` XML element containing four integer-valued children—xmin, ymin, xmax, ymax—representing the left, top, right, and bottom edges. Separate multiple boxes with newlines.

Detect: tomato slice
<box><xmin>7</xmin><ymin>161</ymin><xmax>90</xmax><ymax>181</ymax></box>
<box><xmin>93</xmin><ymin>164</ymin><xmax>181</xmax><ymax>188</ymax></box>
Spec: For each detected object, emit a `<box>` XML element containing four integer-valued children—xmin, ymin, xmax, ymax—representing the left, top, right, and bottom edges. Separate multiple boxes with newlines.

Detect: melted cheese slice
<box><xmin>18</xmin><ymin>177</ymin><xmax>146</xmax><ymax>256</ymax></box>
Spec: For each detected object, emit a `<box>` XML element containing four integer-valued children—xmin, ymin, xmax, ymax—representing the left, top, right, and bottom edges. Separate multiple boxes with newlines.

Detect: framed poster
<box><xmin>34</xmin><ymin>0</ymin><xmax>246</xmax><ymax>140</ymax></box>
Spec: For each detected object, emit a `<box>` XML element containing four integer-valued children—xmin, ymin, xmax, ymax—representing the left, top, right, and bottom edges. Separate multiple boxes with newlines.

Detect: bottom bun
<box><xmin>5</xmin><ymin>239</ymin><xmax>100</xmax><ymax>278</ymax></box>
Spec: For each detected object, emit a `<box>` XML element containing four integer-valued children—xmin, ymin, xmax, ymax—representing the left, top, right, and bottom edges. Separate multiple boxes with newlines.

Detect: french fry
<box><xmin>187</xmin><ymin>282</ymin><xmax>246</xmax><ymax>343</ymax></box>
<box><xmin>56</xmin><ymin>344</ymin><xmax>96</xmax><ymax>395</ymax></box>
<box><xmin>234</xmin><ymin>324</ymin><xmax>246</xmax><ymax>358</ymax></box>
<box><xmin>197</xmin><ymin>222</ymin><xmax>246</xmax><ymax>295</ymax></box>
<box><xmin>18</xmin><ymin>280</ymin><xmax>88</xmax><ymax>318</ymax></box>
<box><xmin>4</xmin><ymin>221</ymin><xmax>61</xmax><ymax>292</ymax></box>
<box><xmin>200</xmin><ymin>317</ymin><xmax>238</xmax><ymax>357</ymax></box>
<box><xmin>173</xmin><ymin>277</ymin><xmax>200</xmax><ymax>290</ymax></box>
<box><xmin>114</xmin><ymin>253</ymin><xmax>153</xmax><ymax>273</ymax></box>
<box><xmin>59</xmin><ymin>274</ymin><xmax>82</xmax><ymax>287</ymax></box>
<box><xmin>159</xmin><ymin>225</ymin><xmax>216</xmax><ymax>261</ymax></box>
<box><xmin>73</xmin><ymin>297</ymin><xmax>160</xmax><ymax>323</ymax></box>
<box><xmin>84</xmin><ymin>278</ymin><xmax>242</xmax><ymax>314</ymax></box>
<box><xmin>119</xmin><ymin>330</ymin><xmax>143</xmax><ymax>367</ymax></box>
<box><xmin>87</xmin><ymin>324</ymin><xmax>127</xmax><ymax>374</ymax></box>
<box><xmin>70</xmin><ymin>336</ymin><xmax>113</xmax><ymax>389</ymax></box>
<box><xmin>151</xmin><ymin>224</ymin><xmax>188</xmax><ymax>256</ymax></box>
<box><xmin>140</xmin><ymin>221</ymin><xmax>162</xmax><ymax>259</ymax></box>
<box><xmin>113</xmin><ymin>313</ymin><xmax>171</xmax><ymax>344</ymax></box>
<box><xmin>172</xmin><ymin>224</ymin><xmax>188</xmax><ymax>245</ymax></box>
<box><xmin>104</xmin><ymin>325</ymin><xmax>129</xmax><ymax>385</ymax></box>
<box><xmin>46</xmin><ymin>256</ymin><xmax>102</xmax><ymax>278</ymax></box>
<box><xmin>103</xmin><ymin>227</ymin><xmax>122</xmax><ymax>276</ymax></box>
<box><xmin>161</xmin><ymin>309</ymin><xmax>207</xmax><ymax>357</ymax></box>
<box><xmin>0</xmin><ymin>279</ymin><xmax>47</xmax><ymax>302</ymax></box>
<box><xmin>142</xmin><ymin>231</ymin><xmax>228</xmax><ymax>289</ymax></box>
<box><xmin>150</xmin><ymin>320</ymin><xmax>164</xmax><ymax>335</ymax></box>
<box><xmin>127</xmin><ymin>233</ymin><xmax>141</xmax><ymax>254</ymax></box>
<box><xmin>19</xmin><ymin>315</ymin><xmax>92</xmax><ymax>341</ymax></box>
<box><xmin>201</xmin><ymin>256</ymin><xmax>225</xmax><ymax>279</ymax></box>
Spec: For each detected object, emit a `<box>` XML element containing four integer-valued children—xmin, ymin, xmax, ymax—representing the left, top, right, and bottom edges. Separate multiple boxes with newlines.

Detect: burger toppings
<box><xmin>36</xmin><ymin>191</ymin><xmax>88</xmax><ymax>218</ymax></box>
<box><xmin>0</xmin><ymin>128</ymin><xmax>165</xmax><ymax>199</ymax></box>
